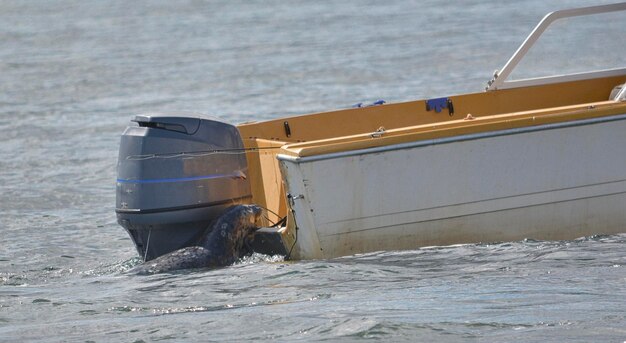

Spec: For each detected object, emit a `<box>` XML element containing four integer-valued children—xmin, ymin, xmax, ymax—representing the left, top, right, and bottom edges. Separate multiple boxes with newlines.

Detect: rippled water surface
<box><xmin>1</xmin><ymin>1</ymin><xmax>625</xmax><ymax>342</ymax></box>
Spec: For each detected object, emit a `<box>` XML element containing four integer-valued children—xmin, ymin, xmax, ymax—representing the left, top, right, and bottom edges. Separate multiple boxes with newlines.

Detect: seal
<box><xmin>131</xmin><ymin>204</ymin><xmax>262</xmax><ymax>274</ymax></box>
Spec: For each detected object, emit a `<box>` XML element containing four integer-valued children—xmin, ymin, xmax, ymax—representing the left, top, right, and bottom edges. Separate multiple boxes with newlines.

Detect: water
<box><xmin>1</xmin><ymin>1</ymin><xmax>624</xmax><ymax>341</ymax></box>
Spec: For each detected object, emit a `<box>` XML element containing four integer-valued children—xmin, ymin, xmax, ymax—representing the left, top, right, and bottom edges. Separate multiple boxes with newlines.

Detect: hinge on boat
<box><xmin>485</xmin><ymin>70</ymin><xmax>499</xmax><ymax>91</ymax></box>
<box><xmin>426</xmin><ymin>97</ymin><xmax>454</xmax><ymax>117</ymax></box>
<box><xmin>371</xmin><ymin>126</ymin><xmax>385</xmax><ymax>138</ymax></box>
<box><xmin>283</xmin><ymin>121</ymin><xmax>291</xmax><ymax>138</ymax></box>
<box><xmin>287</xmin><ymin>193</ymin><xmax>304</xmax><ymax>206</ymax></box>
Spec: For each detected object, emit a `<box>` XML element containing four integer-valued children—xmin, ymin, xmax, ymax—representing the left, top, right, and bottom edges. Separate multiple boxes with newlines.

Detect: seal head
<box><xmin>199</xmin><ymin>204</ymin><xmax>262</xmax><ymax>263</ymax></box>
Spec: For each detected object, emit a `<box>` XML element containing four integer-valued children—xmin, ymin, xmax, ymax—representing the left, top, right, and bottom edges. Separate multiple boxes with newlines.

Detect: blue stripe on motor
<box><xmin>117</xmin><ymin>173</ymin><xmax>240</xmax><ymax>184</ymax></box>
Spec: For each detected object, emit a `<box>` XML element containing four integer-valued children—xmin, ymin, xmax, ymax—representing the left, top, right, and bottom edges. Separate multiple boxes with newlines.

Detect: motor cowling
<box><xmin>116</xmin><ymin>113</ymin><xmax>252</xmax><ymax>261</ymax></box>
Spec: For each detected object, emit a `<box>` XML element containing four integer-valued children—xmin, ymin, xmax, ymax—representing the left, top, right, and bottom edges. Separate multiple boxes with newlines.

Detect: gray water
<box><xmin>1</xmin><ymin>1</ymin><xmax>625</xmax><ymax>342</ymax></box>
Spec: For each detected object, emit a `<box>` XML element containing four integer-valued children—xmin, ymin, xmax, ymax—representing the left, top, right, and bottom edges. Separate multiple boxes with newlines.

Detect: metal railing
<box><xmin>486</xmin><ymin>2</ymin><xmax>626</xmax><ymax>91</ymax></box>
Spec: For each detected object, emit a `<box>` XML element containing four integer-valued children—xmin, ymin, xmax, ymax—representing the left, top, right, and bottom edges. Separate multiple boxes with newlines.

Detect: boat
<box><xmin>116</xmin><ymin>3</ymin><xmax>626</xmax><ymax>261</ymax></box>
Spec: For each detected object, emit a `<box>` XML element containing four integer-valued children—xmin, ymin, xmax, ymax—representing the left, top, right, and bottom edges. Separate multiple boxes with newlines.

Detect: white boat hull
<box><xmin>278</xmin><ymin>115</ymin><xmax>626</xmax><ymax>259</ymax></box>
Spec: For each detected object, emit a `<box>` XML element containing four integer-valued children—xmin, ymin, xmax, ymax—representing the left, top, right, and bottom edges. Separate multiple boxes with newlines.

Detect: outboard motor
<box><xmin>116</xmin><ymin>113</ymin><xmax>252</xmax><ymax>261</ymax></box>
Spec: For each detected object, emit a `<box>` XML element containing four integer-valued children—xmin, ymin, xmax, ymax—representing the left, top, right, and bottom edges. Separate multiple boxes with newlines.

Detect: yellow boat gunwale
<box><xmin>238</xmin><ymin>75</ymin><xmax>626</xmax><ymax>159</ymax></box>
<box><xmin>279</xmin><ymin>100</ymin><xmax>626</xmax><ymax>158</ymax></box>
